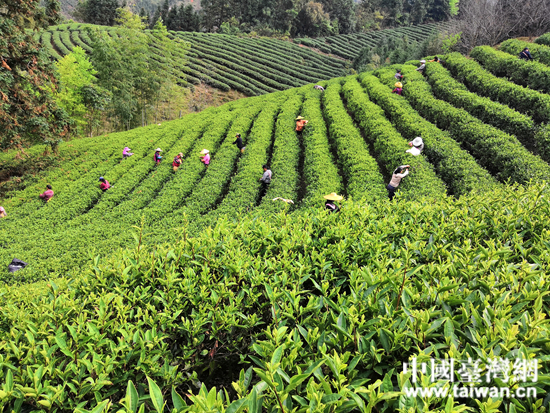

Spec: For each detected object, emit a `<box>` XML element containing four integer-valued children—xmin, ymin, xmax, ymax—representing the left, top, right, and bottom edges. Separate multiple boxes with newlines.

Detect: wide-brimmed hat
<box><xmin>420</xmin><ymin>60</ymin><xmax>426</xmax><ymax>63</ymax></box>
<box><xmin>395</xmin><ymin>82</ymin><xmax>403</xmax><ymax>88</ymax></box>
<box><xmin>124</xmin><ymin>146</ymin><xmax>130</xmax><ymax>150</ymax></box>
<box><xmin>200</xmin><ymin>149</ymin><xmax>210</xmax><ymax>154</ymax></box>
<box><xmin>155</xmin><ymin>148</ymin><xmax>162</xmax><ymax>152</ymax></box>
<box><xmin>296</xmin><ymin>116</ymin><xmax>305</xmax><ymax>120</ymax></box>
<box><xmin>412</xmin><ymin>137</ymin><xmax>423</xmax><ymax>147</ymax></box>
<box><xmin>324</xmin><ymin>192</ymin><xmax>343</xmax><ymax>201</ymax></box>
<box><xmin>178</xmin><ymin>152</ymin><xmax>183</xmax><ymax>157</ymax></box>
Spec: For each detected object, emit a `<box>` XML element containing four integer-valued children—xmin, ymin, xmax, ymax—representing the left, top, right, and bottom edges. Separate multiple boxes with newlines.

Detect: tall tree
<box><xmin>54</xmin><ymin>46</ymin><xmax>110</xmax><ymax>137</ymax></box>
<box><xmin>75</xmin><ymin>0</ymin><xmax>120</xmax><ymax>26</ymax></box>
<box><xmin>0</xmin><ymin>0</ymin><xmax>70</xmax><ymax>150</ymax></box>
<box><xmin>89</xmin><ymin>7</ymin><xmax>187</xmax><ymax>130</ymax></box>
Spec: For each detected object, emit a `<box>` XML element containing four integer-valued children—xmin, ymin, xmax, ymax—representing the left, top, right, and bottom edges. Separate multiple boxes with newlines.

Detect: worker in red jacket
<box><xmin>99</xmin><ymin>177</ymin><xmax>110</xmax><ymax>191</ymax></box>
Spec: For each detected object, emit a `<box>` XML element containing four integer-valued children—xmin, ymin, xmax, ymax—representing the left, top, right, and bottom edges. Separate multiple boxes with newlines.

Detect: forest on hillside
<box><xmin>72</xmin><ymin>0</ymin><xmax>454</xmax><ymax>36</ymax></box>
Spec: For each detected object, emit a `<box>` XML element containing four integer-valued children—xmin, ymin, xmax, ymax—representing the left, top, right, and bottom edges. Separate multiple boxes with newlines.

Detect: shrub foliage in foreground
<box><xmin>2</xmin><ymin>184</ymin><xmax>550</xmax><ymax>412</ymax></box>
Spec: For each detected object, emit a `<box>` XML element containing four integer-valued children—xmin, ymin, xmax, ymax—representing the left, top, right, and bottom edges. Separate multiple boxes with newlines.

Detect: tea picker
<box><xmin>387</xmin><ymin>165</ymin><xmax>410</xmax><ymax>201</ymax></box>
<box><xmin>519</xmin><ymin>48</ymin><xmax>533</xmax><ymax>60</ymax></box>
<box><xmin>259</xmin><ymin>165</ymin><xmax>272</xmax><ymax>195</ymax></box>
<box><xmin>416</xmin><ymin>60</ymin><xmax>426</xmax><ymax>74</ymax></box>
<box><xmin>324</xmin><ymin>192</ymin><xmax>343</xmax><ymax>213</ymax></box>
<box><xmin>392</xmin><ymin>82</ymin><xmax>403</xmax><ymax>95</ymax></box>
<box><xmin>233</xmin><ymin>134</ymin><xmax>246</xmax><ymax>153</ymax></box>
<box><xmin>295</xmin><ymin>116</ymin><xmax>309</xmax><ymax>136</ymax></box>
<box><xmin>154</xmin><ymin>148</ymin><xmax>163</xmax><ymax>165</ymax></box>
<box><xmin>123</xmin><ymin>147</ymin><xmax>134</xmax><ymax>158</ymax></box>
<box><xmin>99</xmin><ymin>177</ymin><xmax>110</xmax><ymax>191</ymax></box>
<box><xmin>173</xmin><ymin>153</ymin><xmax>183</xmax><ymax>171</ymax></box>
<box><xmin>39</xmin><ymin>184</ymin><xmax>54</xmax><ymax>202</ymax></box>
<box><xmin>0</xmin><ymin>206</ymin><xmax>6</xmax><ymax>218</ymax></box>
<box><xmin>199</xmin><ymin>149</ymin><xmax>210</xmax><ymax>167</ymax></box>
<box><xmin>406</xmin><ymin>137</ymin><xmax>424</xmax><ymax>156</ymax></box>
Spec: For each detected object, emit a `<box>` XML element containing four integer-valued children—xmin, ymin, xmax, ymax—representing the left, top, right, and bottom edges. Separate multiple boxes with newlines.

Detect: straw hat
<box><xmin>296</xmin><ymin>116</ymin><xmax>305</xmax><ymax>120</ymax></box>
<box><xmin>324</xmin><ymin>192</ymin><xmax>343</xmax><ymax>201</ymax></box>
<box><xmin>395</xmin><ymin>82</ymin><xmax>403</xmax><ymax>88</ymax></box>
<box><xmin>412</xmin><ymin>137</ymin><xmax>423</xmax><ymax>147</ymax></box>
<box><xmin>200</xmin><ymin>149</ymin><xmax>210</xmax><ymax>154</ymax></box>
<box><xmin>420</xmin><ymin>60</ymin><xmax>426</xmax><ymax>63</ymax></box>
<box><xmin>155</xmin><ymin>148</ymin><xmax>162</xmax><ymax>152</ymax></box>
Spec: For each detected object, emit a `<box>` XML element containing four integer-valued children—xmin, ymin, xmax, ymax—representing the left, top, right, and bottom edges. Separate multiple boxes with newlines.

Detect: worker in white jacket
<box><xmin>387</xmin><ymin>165</ymin><xmax>410</xmax><ymax>200</ymax></box>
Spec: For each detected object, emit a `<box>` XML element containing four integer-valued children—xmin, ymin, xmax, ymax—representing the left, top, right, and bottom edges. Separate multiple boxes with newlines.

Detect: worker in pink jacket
<box><xmin>39</xmin><ymin>184</ymin><xmax>54</xmax><ymax>202</ymax></box>
<box><xmin>200</xmin><ymin>149</ymin><xmax>210</xmax><ymax>167</ymax></box>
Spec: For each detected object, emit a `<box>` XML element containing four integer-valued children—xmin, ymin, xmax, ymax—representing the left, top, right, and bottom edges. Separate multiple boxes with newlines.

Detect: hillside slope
<box><xmin>2</xmin><ymin>43</ymin><xmax>550</xmax><ymax>280</ymax></box>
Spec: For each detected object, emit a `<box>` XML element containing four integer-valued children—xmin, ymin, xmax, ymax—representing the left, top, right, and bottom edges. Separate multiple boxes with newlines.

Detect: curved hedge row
<box><xmin>386</xmin><ymin>65</ymin><xmax>550</xmax><ymax>184</ymax></box>
<box><xmin>342</xmin><ymin>76</ymin><xmax>447</xmax><ymax>200</ymax></box>
<box><xmin>423</xmin><ymin>61</ymin><xmax>536</xmax><ymax>145</ymax></box>
<box><xmin>322</xmin><ymin>79</ymin><xmax>387</xmax><ymax>201</ymax></box>
<box><xmin>360</xmin><ymin>72</ymin><xmax>498</xmax><ymax>196</ymax></box>
<box><xmin>471</xmin><ymin>46</ymin><xmax>550</xmax><ymax>94</ymax></box>
<box><xmin>443</xmin><ymin>52</ymin><xmax>550</xmax><ymax>124</ymax></box>
<box><xmin>300</xmin><ymin>84</ymin><xmax>343</xmax><ymax>206</ymax></box>
<box><xmin>294</xmin><ymin>22</ymin><xmax>448</xmax><ymax>61</ymax></box>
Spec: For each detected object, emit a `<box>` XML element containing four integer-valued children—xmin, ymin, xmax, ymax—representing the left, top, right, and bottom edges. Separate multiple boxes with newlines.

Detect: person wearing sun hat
<box><xmin>324</xmin><ymin>192</ymin><xmax>343</xmax><ymax>213</ymax></box>
<box><xmin>200</xmin><ymin>149</ymin><xmax>210</xmax><ymax>167</ymax></box>
<box><xmin>416</xmin><ymin>59</ymin><xmax>426</xmax><ymax>74</ymax></box>
<box><xmin>154</xmin><ymin>148</ymin><xmax>163</xmax><ymax>165</ymax></box>
<box><xmin>406</xmin><ymin>137</ymin><xmax>424</xmax><ymax>156</ymax></box>
<box><xmin>295</xmin><ymin>116</ymin><xmax>309</xmax><ymax>135</ymax></box>
<box><xmin>122</xmin><ymin>147</ymin><xmax>134</xmax><ymax>159</ymax></box>
<box><xmin>392</xmin><ymin>82</ymin><xmax>403</xmax><ymax>95</ymax></box>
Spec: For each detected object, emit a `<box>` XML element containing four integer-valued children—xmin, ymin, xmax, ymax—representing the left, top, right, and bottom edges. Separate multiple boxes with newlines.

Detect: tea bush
<box><xmin>2</xmin><ymin>183</ymin><xmax>550</xmax><ymax>412</ymax></box>
<box><xmin>378</xmin><ymin>64</ymin><xmax>549</xmax><ymax>185</ymax></box>
<box><xmin>443</xmin><ymin>52</ymin><xmax>550</xmax><ymax>124</ymax></box>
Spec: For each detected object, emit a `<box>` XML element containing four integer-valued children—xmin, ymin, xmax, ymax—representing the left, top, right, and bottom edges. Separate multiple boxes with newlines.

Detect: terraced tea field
<box><xmin>3</xmin><ymin>43</ymin><xmax>550</xmax><ymax>281</ymax></box>
<box><xmin>3</xmin><ymin>37</ymin><xmax>550</xmax><ymax>413</ymax></box>
<box><xmin>38</xmin><ymin>24</ymin><xmax>348</xmax><ymax>96</ymax></box>
<box><xmin>37</xmin><ymin>23</ymin><xmax>450</xmax><ymax>96</ymax></box>
<box><xmin>295</xmin><ymin>22</ymin><xmax>452</xmax><ymax>60</ymax></box>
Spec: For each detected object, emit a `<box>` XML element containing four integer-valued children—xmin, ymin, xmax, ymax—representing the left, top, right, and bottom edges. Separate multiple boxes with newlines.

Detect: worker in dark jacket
<box><xmin>233</xmin><ymin>133</ymin><xmax>245</xmax><ymax>153</ymax></box>
<box><xmin>519</xmin><ymin>48</ymin><xmax>533</xmax><ymax>60</ymax></box>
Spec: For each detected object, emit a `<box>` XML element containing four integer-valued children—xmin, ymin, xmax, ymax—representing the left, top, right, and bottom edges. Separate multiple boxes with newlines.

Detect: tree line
<box><xmin>74</xmin><ymin>0</ymin><xmax>454</xmax><ymax>37</ymax></box>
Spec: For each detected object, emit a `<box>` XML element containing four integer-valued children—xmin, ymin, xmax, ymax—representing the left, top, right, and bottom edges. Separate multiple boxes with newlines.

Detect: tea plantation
<box><xmin>37</xmin><ymin>23</ymin><xmax>449</xmax><ymax>96</ymax></box>
<box><xmin>38</xmin><ymin>24</ymin><xmax>348</xmax><ymax>96</ymax></box>
<box><xmin>3</xmin><ymin>45</ymin><xmax>550</xmax><ymax>412</ymax></box>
